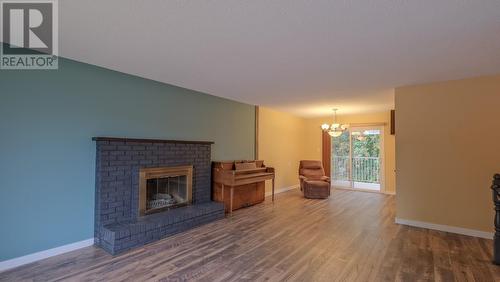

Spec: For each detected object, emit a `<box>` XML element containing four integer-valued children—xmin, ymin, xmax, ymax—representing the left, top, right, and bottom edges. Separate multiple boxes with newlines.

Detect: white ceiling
<box><xmin>60</xmin><ymin>0</ymin><xmax>500</xmax><ymax>117</ymax></box>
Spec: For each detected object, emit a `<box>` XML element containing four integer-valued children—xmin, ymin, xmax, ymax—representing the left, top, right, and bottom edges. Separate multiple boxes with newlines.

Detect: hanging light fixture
<box><xmin>321</xmin><ymin>108</ymin><xmax>349</xmax><ymax>137</ymax></box>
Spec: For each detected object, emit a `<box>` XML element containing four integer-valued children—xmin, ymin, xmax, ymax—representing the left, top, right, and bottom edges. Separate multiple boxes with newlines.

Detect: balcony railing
<box><xmin>332</xmin><ymin>156</ymin><xmax>380</xmax><ymax>184</ymax></box>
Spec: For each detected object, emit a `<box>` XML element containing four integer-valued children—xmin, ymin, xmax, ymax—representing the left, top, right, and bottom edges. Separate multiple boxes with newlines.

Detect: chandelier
<box><xmin>321</xmin><ymin>109</ymin><xmax>349</xmax><ymax>137</ymax></box>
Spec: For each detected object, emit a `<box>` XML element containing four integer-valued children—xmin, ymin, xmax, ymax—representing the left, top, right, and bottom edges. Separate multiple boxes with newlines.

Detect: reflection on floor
<box><xmin>333</xmin><ymin>180</ymin><xmax>381</xmax><ymax>191</ymax></box>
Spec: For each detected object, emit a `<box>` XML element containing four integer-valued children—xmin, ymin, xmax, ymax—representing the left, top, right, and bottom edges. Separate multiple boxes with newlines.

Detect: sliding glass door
<box><xmin>331</xmin><ymin>126</ymin><xmax>383</xmax><ymax>192</ymax></box>
<box><xmin>331</xmin><ymin>130</ymin><xmax>351</xmax><ymax>187</ymax></box>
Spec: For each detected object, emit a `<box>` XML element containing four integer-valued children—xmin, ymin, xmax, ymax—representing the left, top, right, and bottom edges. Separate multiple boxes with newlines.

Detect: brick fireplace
<box><xmin>93</xmin><ymin>137</ymin><xmax>224</xmax><ymax>255</ymax></box>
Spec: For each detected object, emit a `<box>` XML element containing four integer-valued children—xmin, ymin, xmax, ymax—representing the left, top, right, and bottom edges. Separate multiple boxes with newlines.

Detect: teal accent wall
<box><xmin>0</xmin><ymin>57</ymin><xmax>255</xmax><ymax>261</ymax></box>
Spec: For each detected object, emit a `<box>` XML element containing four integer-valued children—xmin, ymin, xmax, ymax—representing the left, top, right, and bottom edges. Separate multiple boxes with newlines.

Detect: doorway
<box><xmin>331</xmin><ymin>126</ymin><xmax>384</xmax><ymax>192</ymax></box>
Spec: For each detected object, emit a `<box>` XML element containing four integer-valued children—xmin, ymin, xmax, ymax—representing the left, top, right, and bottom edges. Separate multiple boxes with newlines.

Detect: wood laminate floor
<box><xmin>1</xmin><ymin>189</ymin><xmax>499</xmax><ymax>282</ymax></box>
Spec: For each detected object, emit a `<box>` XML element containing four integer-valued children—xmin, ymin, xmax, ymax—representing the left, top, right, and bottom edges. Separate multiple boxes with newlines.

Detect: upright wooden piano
<box><xmin>212</xmin><ymin>160</ymin><xmax>275</xmax><ymax>214</ymax></box>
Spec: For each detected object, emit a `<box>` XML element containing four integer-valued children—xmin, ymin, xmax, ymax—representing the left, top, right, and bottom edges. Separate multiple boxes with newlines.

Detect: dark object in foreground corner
<box><xmin>492</xmin><ymin>174</ymin><xmax>500</xmax><ymax>265</ymax></box>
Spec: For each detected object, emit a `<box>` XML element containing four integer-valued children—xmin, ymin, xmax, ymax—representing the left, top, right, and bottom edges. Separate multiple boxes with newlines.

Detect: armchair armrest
<box><xmin>299</xmin><ymin>175</ymin><xmax>307</xmax><ymax>191</ymax></box>
<box><xmin>320</xmin><ymin>176</ymin><xmax>331</xmax><ymax>183</ymax></box>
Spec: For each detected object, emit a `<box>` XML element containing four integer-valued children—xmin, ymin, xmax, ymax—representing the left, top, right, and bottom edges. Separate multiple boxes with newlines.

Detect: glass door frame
<box><xmin>331</xmin><ymin>125</ymin><xmax>385</xmax><ymax>193</ymax></box>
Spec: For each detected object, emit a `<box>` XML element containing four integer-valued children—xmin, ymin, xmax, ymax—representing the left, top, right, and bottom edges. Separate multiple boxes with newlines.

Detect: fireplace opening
<box><xmin>139</xmin><ymin>166</ymin><xmax>193</xmax><ymax>216</ymax></box>
<box><xmin>146</xmin><ymin>175</ymin><xmax>188</xmax><ymax>210</ymax></box>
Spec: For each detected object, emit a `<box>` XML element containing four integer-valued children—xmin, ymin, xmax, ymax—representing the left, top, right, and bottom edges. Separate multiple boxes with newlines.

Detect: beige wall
<box><xmin>304</xmin><ymin>112</ymin><xmax>396</xmax><ymax>194</ymax></box>
<box><xmin>395</xmin><ymin>75</ymin><xmax>500</xmax><ymax>232</ymax></box>
<box><xmin>258</xmin><ymin>107</ymin><xmax>312</xmax><ymax>193</ymax></box>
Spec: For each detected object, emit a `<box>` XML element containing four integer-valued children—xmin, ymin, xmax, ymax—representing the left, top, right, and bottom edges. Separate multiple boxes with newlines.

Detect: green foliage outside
<box><xmin>332</xmin><ymin>130</ymin><xmax>380</xmax><ymax>158</ymax></box>
<box><xmin>331</xmin><ymin>130</ymin><xmax>380</xmax><ymax>183</ymax></box>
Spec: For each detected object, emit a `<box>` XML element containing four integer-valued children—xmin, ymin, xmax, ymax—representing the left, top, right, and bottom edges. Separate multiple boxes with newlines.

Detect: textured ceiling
<box><xmin>59</xmin><ymin>0</ymin><xmax>500</xmax><ymax>117</ymax></box>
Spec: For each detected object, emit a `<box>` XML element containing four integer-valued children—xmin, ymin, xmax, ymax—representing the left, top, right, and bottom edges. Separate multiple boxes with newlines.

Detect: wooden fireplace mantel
<box><xmin>92</xmin><ymin>137</ymin><xmax>214</xmax><ymax>145</ymax></box>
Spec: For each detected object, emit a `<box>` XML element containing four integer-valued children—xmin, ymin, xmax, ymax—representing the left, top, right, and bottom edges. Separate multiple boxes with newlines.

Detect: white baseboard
<box><xmin>0</xmin><ymin>238</ymin><xmax>94</xmax><ymax>273</ymax></box>
<box><xmin>265</xmin><ymin>185</ymin><xmax>299</xmax><ymax>197</ymax></box>
<box><xmin>395</xmin><ymin>218</ymin><xmax>493</xmax><ymax>239</ymax></box>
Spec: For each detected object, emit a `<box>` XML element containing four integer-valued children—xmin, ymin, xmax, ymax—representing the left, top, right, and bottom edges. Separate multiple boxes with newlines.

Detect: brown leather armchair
<box><xmin>299</xmin><ymin>160</ymin><xmax>331</xmax><ymax>199</ymax></box>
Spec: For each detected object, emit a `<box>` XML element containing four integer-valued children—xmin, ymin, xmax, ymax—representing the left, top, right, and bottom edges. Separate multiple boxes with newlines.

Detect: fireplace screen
<box><xmin>139</xmin><ymin>166</ymin><xmax>193</xmax><ymax>216</ymax></box>
<box><xmin>146</xmin><ymin>175</ymin><xmax>188</xmax><ymax>210</ymax></box>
